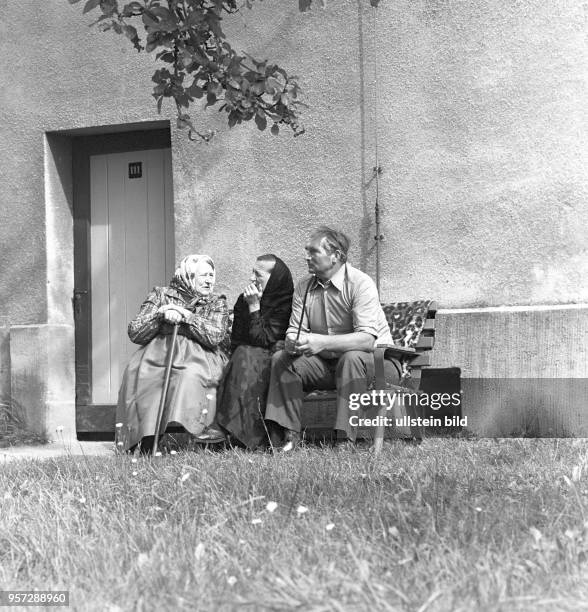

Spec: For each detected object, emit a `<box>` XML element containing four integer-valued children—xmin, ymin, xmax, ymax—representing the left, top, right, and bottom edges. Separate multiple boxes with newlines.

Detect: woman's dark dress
<box><xmin>216</xmin><ymin>257</ymin><xmax>293</xmax><ymax>449</ymax></box>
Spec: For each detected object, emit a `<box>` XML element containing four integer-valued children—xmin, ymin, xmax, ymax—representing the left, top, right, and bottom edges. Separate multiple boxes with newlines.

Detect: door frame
<box><xmin>72</xmin><ymin>128</ymin><xmax>173</xmax><ymax>435</ymax></box>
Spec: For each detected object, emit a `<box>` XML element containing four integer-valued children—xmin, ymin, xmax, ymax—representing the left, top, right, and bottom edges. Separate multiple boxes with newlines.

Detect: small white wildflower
<box><xmin>238</xmin><ymin>539</ymin><xmax>246</xmax><ymax>545</ymax></box>
<box><xmin>530</xmin><ymin>527</ymin><xmax>542</xmax><ymax>542</ymax></box>
<box><xmin>79</xmin><ymin>496</ymin><xmax>86</xmax><ymax>504</ymax></box>
<box><xmin>206</xmin><ymin>394</ymin><xmax>214</xmax><ymax>400</ymax></box>
<box><xmin>251</xmin><ymin>518</ymin><xmax>263</xmax><ymax>525</ymax></box>
<box><xmin>170</xmin><ymin>450</ymin><xmax>177</xmax><ymax>455</ymax></box>
<box><xmin>117</xmin><ymin>441</ymin><xmax>124</xmax><ymax>447</ymax></box>
<box><xmin>115</xmin><ymin>422</ymin><xmax>123</xmax><ymax>429</ymax></box>
<box><xmin>325</xmin><ymin>523</ymin><xmax>335</xmax><ymax>531</ymax></box>
<box><xmin>132</xmin><ymin>471</ymin><xmax>138</xmax><ymax>476</ymax></box>
<box><xmin>296</xmin><ymin>505</ymin><xmax>308</xmax><ymax>515</ymax></box>
<box><xmin>572</xmin><ymin>465</ymin><xmax>582</xmax><ymax>482</ymax></box>
<box><xmin>55</xmin><ymin>426</ymin><xmax>64</xmax><ymax>433</ymax></box>
<box><xmin>266</xmin><ymin>501</ymin><xmax>278</xmax><ymax>513</ymax></box>
<box><xmin>360</xmin><ymin>473</ymin><xmax>367</xmax><ymax>479</ymax></box>
<box><xmin>3</xmin><ymin>492</ymin><xmax>12</xmax><ymax>500</ymax></box>
<box><xmin>137</xmin><ymin>553</ymin><xmax>149</xmax><ymax>568</ymax></box>
<box><xmin>180</xmin><ymin>473</ymin><xmax>190</xmax><ymax>483</ymax></box>
<box><xmin>154</xmin><ymin>451</ymin><xmax>162</xmax><ymax>457</ymax></box>
<box><xmin>227</xmin><ymin>576</ymin><xmax>237</xmax><ymax>587</ymax></box>
<box><xmin>195</xmin><ymin>542</ymin><xmax>205</xmax><ymax>559</ymax></box>
<box><xmin>202</xmin><ymin>408</ymin><xmax>209</xmax><ymax>416</ymax></box>
<box><xmin>475</xmin><ymin>507</ymin><xmax>482</xmax><ymax>512</ymax></box>
<box><xmin>131</xmin><ymin>458</ymin><xmax>138</xmax><ymax>464</ymax></box>
<box><xmin>388</xmin><ymin>526</ymin><xmax>399</xmax><ymax>538</ymax></box>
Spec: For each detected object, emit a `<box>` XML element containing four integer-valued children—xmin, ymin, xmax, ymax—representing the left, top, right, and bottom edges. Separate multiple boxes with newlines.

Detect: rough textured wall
<box><xmin>1</xmin><ymin>0</ymin><xmax>587</xmax><ymax>318</ymax></box>
<box><xmin>173</xmin><ymin>0</ymin><xmax>588</xmax><ymax>308</ymax></box>
<box><xmin>0</xmin><ymin>1</ymin><xmax>160</xmax><ymax>324</ymax></box>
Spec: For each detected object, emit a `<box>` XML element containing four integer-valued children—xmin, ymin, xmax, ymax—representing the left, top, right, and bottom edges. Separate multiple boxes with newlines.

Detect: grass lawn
<box><xmin>1</xmin><ymin>438</ymin><xmax>587</xmax><ymax>611</ymax></box>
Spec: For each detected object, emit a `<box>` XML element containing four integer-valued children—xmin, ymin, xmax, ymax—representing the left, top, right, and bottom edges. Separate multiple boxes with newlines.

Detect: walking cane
<box><xmin>152</xmin><ymin>322</ymin><xmax>179</xmax><ymax>455</ymax></box>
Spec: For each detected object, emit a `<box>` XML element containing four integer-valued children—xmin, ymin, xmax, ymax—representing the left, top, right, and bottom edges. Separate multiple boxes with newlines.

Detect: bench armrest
<box><xmin>375</xmin><ymin>343</ymin><xmax>418</xmax><ymax>360</ymax></box>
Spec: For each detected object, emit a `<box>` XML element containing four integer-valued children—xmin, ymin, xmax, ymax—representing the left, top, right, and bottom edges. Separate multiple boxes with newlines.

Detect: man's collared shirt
<box><xmin>287</xmin><ymin>263</ymin><xmax>393</xmax><ymax>355</ymax></box>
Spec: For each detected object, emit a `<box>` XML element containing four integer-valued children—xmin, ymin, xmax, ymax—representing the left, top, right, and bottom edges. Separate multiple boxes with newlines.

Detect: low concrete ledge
<box><xmin>433</xmin><ymin>306</ymin><xmax>588</xmax><ymax>436</ymax></box>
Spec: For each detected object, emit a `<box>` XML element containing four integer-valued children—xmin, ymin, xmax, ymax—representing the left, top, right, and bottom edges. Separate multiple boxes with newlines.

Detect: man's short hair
<box><xmin>310</xmin><ymin>226</ymin><xmax>350</xmax><ymax>263</ymax></box>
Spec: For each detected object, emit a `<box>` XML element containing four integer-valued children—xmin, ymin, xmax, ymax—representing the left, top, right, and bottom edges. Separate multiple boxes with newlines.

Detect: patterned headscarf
<box><xmin>170</xmin><ymin>254</ymin><xmax>216</xmax><ymax>302</ymax></box>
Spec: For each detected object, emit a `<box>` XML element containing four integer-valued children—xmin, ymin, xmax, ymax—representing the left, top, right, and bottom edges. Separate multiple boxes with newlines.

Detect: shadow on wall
<box><xmin>0</xmin><ymin>399</ymin><xmax>48</xmax><ymax>447</ymax></box>
<box><xmin>463</xmin><ymin>378</ymin><xmax>588</xmax><ymax>437</ymax></box>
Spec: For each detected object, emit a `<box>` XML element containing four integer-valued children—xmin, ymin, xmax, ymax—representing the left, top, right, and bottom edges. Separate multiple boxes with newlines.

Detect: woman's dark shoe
<box><xmin>193</xmin><ymin>426</ymin><xmax>226</xmax><ymax>444</ymax></box>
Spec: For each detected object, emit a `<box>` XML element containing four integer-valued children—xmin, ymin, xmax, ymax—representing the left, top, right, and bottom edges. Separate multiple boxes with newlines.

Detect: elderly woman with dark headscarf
<box><xmin>195</xmin><ymin>254</ymin><xmax>294</xmax><ymax>450</ymax></box>
<box><xmin>116</xmin><ymin>254</ymin><xmax>229</xmax><ymax>452</ymax></box>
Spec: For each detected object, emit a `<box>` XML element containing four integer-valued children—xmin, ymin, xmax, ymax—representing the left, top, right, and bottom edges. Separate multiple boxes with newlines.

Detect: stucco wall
<box><xmin>172</xmin><ymin>0</ymin><xmax>588</xmax><ymax>308</ymax></box>
<box><xmin>0</xmin><ymin>1</ymin><xmax>586</xmax><ymax>316</ymax></box>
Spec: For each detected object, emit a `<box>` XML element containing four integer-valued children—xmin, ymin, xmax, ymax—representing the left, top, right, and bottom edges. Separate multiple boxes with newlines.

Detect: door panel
<box><xmin>90</xmin><ymin>148</ymin><xmax>174</xmax><ymax>404</ymax></box>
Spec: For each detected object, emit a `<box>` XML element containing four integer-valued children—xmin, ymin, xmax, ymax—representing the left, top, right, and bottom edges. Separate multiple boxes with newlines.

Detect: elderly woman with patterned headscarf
<box><xmin>116</xmin><ymin>254</ymin><xmax>229</xmax><ymax>452</ymax></box>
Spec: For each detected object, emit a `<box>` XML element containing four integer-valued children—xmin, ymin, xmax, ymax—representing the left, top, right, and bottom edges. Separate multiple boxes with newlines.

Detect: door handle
<box><xmin>73</xmin><ymin>290</ymin><xmax>88</xmax><ymax>316</ymax></box>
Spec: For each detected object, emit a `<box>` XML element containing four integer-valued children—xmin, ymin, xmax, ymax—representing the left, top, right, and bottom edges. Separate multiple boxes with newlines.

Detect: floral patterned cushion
<box><xmin>382</xmin><ymin>300</ymin><xmax>432</xmax><ymax>348</ymax></box>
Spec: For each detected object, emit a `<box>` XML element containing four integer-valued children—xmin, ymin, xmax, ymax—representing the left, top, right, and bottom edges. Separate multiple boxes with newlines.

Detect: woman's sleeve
<box><xmin>247</xmin><ymin>306</ymin><xmax>292</xmax><ymax>348</ymax></box>
<box><xmin>184</xmin><ymin>296</ymin><xmax>229</xmax><ymax>349</ymax></box>
<box><xmin>230</xmin><ymin>296</ymin><xmax>248</xmax><ymax>348</ymax></box>
<box><xmin>128</xmin><ymin>289</ymin><xmax>163</xmax><ymax>345</ymax></box>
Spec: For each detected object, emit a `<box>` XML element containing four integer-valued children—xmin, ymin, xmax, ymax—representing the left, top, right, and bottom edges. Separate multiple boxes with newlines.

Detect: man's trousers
<box><xmin>264</xmin><ymin>350</ymin><xmax>403</xmax><ymax>441</ymax></box>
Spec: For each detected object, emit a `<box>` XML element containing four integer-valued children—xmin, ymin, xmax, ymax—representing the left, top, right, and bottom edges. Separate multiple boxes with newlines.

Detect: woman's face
<box><xmin>192</xmin><ymin>261</ymin><xmax>215</xmax><ymax>296</ymax></box>
<box><xmin>250</xmin><ymin>260</ymin><xmax>274</xmax><ymax>293</ymax></box>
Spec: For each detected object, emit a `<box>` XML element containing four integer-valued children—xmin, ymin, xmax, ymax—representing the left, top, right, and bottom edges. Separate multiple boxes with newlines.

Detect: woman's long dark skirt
<box><xmin>216</xmin><ymin>345</ymin><xmax>272</xmax><ymax>450</ymax></box>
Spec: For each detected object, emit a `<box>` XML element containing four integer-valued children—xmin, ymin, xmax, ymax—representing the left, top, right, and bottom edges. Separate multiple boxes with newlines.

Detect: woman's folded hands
<box><xmin>158</xmin><ymin>303</ymin><xmax>192</xmax><ymax>324</ymax></box>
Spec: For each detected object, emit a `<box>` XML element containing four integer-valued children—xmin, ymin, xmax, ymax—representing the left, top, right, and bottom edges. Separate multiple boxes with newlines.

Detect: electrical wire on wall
<box><xmin>371</xmin><ymin>1</ymin><xmax>384</xmax><ymax>295</ymax></box>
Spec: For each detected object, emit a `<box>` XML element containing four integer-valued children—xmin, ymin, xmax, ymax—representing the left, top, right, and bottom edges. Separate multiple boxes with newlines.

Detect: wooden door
<box><xmin>89</xmin><ymin>148</ymin><xmax>174</xmax><ymax>404</ymax></box>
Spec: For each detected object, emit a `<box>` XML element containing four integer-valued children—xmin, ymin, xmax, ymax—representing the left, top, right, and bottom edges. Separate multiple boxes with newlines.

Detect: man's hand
<box><xmin>285</xmin><ymin>332</ymin><xmax>303</xmax><ymax>355</ymax></box>
<box><xmin>296</xmin><ymin>333</ymin><xmax>327</xmax><ymax>357</ymax></box>
<box><xmin>158</xmin><ymin>304</ymin><xmax>191</xmax><ymax>324</ymax></box>
<box><xmin>243</xmin><ymin>283</ymin><xmax>262</xmax><ymax>312</ymax></box>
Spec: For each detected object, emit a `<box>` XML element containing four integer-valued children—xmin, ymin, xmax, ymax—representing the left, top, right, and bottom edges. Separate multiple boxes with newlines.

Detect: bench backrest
<box><xmin>382</xmin><ymin>300</ymin><xmax>437</xmax><ymax>369</ymax></box>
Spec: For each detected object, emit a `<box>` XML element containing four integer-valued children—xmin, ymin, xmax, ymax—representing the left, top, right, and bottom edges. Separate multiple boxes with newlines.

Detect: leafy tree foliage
<box><xmin>69</xmin><ymin>0</ymin><xmax>380</xmax><ymax>141</ymax></box>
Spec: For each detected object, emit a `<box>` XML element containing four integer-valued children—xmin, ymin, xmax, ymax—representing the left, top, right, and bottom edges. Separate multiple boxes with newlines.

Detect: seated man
<box><xmin>265</xmin><ymin>226</ymin><xmax>402</xmax><ymax>449</ymax></box>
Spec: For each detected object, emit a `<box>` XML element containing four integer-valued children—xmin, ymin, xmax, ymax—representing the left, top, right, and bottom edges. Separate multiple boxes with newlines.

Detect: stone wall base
<box><xmin>433</xmin><ymin>306</ymin><xmax>588</xmax><ymax>437</ymax></box>
<box><xmin>8</xmin><ymin>324</ymin><xmax>75</xmax><ymax>442</ymax></box>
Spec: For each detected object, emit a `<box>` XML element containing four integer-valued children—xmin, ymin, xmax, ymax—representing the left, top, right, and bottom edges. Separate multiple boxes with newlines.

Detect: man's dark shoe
<box><xmin>275</xmin><ymin>429</ymin><xmax>301</xmax><ymax>452</ymax></box>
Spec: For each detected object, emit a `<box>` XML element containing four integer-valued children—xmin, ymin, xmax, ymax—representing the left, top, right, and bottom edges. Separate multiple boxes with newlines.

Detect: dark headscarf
<box><xmin>231</xmin><ymin>255</ymin><xmax>294</xmax><ymax>349</ymax></box>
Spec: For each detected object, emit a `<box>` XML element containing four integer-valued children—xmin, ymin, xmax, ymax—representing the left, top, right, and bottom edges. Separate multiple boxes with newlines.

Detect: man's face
<box><xmin>250</xmin><ymin>259</ymin><xmax>275</xmax><ymax>292</ymax></box>
<box><xmin>304</xmin><ymin>237</ymin><xmax>338</xmax><ymax>279</ymax></box>
<box><xmin>193</xmin><ymin>261</ymin><xmax>215</xmax><ymax>295</ymax></box>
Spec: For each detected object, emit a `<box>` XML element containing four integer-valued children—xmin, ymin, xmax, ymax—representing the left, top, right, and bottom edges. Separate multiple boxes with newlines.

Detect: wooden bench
<box><xmin>78</xmin><ymin>301</ymin><xmax>438</xmax><ymax>444</ymax></box>
<box><xmin>300</xmin><ymin>300</ymin><xmax>438</xmax><ymax>449</ymax></box>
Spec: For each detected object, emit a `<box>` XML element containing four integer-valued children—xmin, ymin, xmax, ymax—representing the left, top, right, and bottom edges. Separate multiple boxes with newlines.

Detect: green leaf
<box><xmin>83</xmin><ymin>0</ymin><xmax>101</xmax><ymax>14</ymax></box>
<box><xmin>188</xmin><ymin>83</ymin><xmax>204</xmax><ymax>99</ymax></box>
<box><xmin>298</xmin><ymin>0</ymin><xmax>312</xmax><ymax>11</ymax></box>
<box><xmin>255</xmin><ymin>113</ymin><xmax>267</xmax><ymax>131</ymax></box>
<box><xmin>271</xmin><ymin>123</ymin><xmax>279</xmax><ymax>136</ymax></box>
